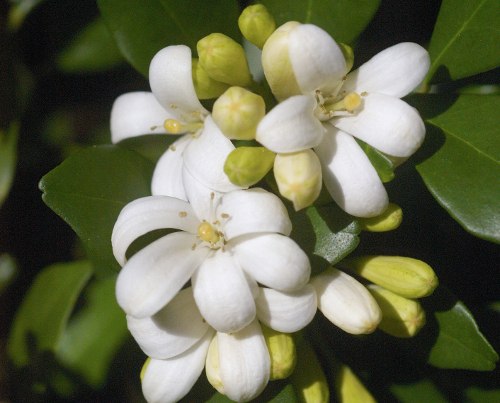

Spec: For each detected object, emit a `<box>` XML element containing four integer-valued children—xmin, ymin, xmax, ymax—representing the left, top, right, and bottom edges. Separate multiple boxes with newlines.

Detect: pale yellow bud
<box><xmin>191</xmin><ymin>58</ymin><xmax>229</xmax><ymax>99</ymax></box>
<box><xmin>338</xmin><ymin>43</ymin><xmax>354</xmax><ymax>72</ymax></box>
<box><xmin>205</xmin><ymin>336</ymin><xmax>225</xmax><ymax>394</ymax></box>
<box><xmin>224</xmin><ymin>146</ymin><xmax>275</xmax><ymax>187</ymax></box>
<box><xmin>359</xmin><ymin>203</ymin><xmax>403</xmax><ymax>232</ymax></box>
<box><xmin>212</xmin><ymin>86</ymin><xmax>265</xmax><ymax>140</ymax></box>
<box><xmin>335</xmin><ymin>364</ymin><xmax>376</xmax><ymax>403</ymax></box>
<box><xmin>238</xmin><ymin>4</ymin><xmax>276</xmax><ymax>49</ymax></box>
<box><xmin>344</xmin><ymin>256</ymin><xmax>438</xmax><ymax>298</ymax></box>
<box><xmin>197</xmin><ymin>33</ymin><xmax>252</xmax><ymax>87</ymax></box>
<box><xmin>274</xmin><ymin>150</ymin><xmax>322</xmax><ymax>211</ymax></box>
<box><xmin>368</xmin><ymin>285</ymin><xmax>426</xmax><ymax>338</ymax></box>
<box><xmin>261</xmin><ymin>325</ymin><xmax>296</xmax><ymax>380</ymax></box>
<box><xmin>140</xmin><ymin>357</ymin><xmax>151</xmax><ymax>381</ymax></box>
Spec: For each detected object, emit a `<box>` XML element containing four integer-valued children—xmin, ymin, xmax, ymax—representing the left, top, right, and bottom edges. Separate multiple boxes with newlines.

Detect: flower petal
<box><xmin>116</xmin><ymin>231</ymin><xmax>208</xmax><ymax>318</ymax></box>
<box><xmin>256</xmin><ymin>95</ymin><xmax>325</xmax><ymax>153</ymax></box>
<box><xmin>333</xmin><ymin>93</ymin><xmax>426</xmax><ymax>157</ymax></box>
<box><xmin>112</xmin><ymin>196</ymin><xmax>199</xmax><ymax>266</ymax></box>
<box><xmin>219</xmin><ymin>188</ymin><xmax>292</xmax><ymax>239</ymax></box>
<box><xmin>182</xmin><ymin>168</ymin><xmax>223</xmax><ymax>222</ymax></box>
<box><xmin>343</xmin><ymin>42</ymin><xmax>430</xmax><ymax>98</ymax></box>
<box><xmin>218</xmin><ymin>320</ymin><xmax>270</xmax><ymax>402</ymax></box>
<box><xmin>110</xmin><ymin>92</ymin><xmax>168</xmax><ymax>143</ymax></box>
<box><xmin>315</xmin><ymin>127</ymin><xmax>388</xmax><ymax>217</ymax></box>
<box><xmin>192</xmin><ymin>251</ymin><xmax>256</xmax><ymax>333</ymax></box>
<box><xmin>256</xmin><ymin>285</ymin><xmax>317</xmax><ymax>332</ymax></box>
<box><xmin>141</xmin><ymin>329</ymin><xmax>214</xmax><ymax>403</ymax></box>
<box><xmin>149</xmin><ymin>45</ymin><xmax>207</xmax><ymax>121</ymax></box>
<box><xmin>233</xmin><ymin>233</ymin><xmax>310</xmax><ymax>292</ymax></box>
<box><xmin>127</xmin><ymin>288</ymin><xmax>209</xmax><ymax>359</ymax></box>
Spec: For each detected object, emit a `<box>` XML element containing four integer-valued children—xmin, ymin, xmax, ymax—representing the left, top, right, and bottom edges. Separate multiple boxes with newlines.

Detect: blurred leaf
<box><xmin>391</xmin><ymin>379</ymin><xmax>448</xmax><ymax>403</ymax></box>
<box><xmin>261</xmin><ymin>0</ymin><xmax>380</xmax><ymax>44</ymax></box>
<box><xmin>0</xmin><ymin>121</ymin><xmax>19</xmax><ymax>207</ymax></box>
<box><xmin>0</xmin><ymin>253</ymin><xmax>17</xmax><ymax>295</ymax></box>
<box><xmin>426</xmin><ymin>0</ymin><xmax>500</xmax><ymax>83</ymax></box>
<box><xmin>39</xmin><ymin>146</ymin><xmax>154</xmax><ymax>276</ymax></box>
<box><xmin>206</xmin><ymin>382</ymin><xmax>297</xmax><ymax>402</ymax></box>
<box><xmin>8</xmin><ymin>0</ymin><xmax>46</xmax><ymax>29</ymax></box>
<box><xmin>98</xmin><ymin>0</ymin><xmax>240</xmax><ymax>76</ymax></box>
<box><xmin>8</xmin><ymin>261</ymin><xmax>93</xmax><ymax>367</ymax></box>
<box><xmin>57</xmin><ymin>17</ymin><xmax>123</xmax><ymax>73</ymax></box>
<box><xmin>466</xmin><ymin>386</ymin><xmax>500</xmax><ymax>403</ymax></box>
<box><xmin>357</xmin><ymin>140</ymin><xmax>395</xmax><ymax>183</ymax></box>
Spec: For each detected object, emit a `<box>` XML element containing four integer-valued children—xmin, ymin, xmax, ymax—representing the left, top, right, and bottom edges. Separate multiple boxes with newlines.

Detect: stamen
<box><xmin>163</xmin><ymin>119</ymin><xmax>203</xmax><ymax>134</ymax></box>
<box><xmin>344</xmin><ymin>92</ymin><xmax>362</xmax><ymax>112</ymax></box>
<box><xmin>197</xmin><ymin>221</ymin><xmax>221</xmax><ymax>245</ymax></box>
<box><xmin>179</xmin><ymin>211</ymin><xmax>188</xmax><ymax>218</ymax></box>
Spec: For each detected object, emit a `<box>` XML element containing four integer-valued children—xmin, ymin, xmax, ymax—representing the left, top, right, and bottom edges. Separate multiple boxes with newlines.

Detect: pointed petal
<box><xmin>233</xmin><ymin>233</ymin><xmax>310</xmax><ymax>292</ymax></box>
<box><xmin>192</xmin><ymin>251</ymin><xmax>256</xmax><ymax>333</ymax></box>
<box><xmin>333</xmin><ymin>93</ymin><xmax>426</xmax><ymax>157</ymax></box>
<box><xmin>219</xmin><ymin>188</ymin><xmax>292</xmax><ymax>239</ymax></box>
<box><xmin>344</xmin><ymin>42</ymin><xmax>430</xmax><ymax>98</ymax></box>
<box><xmin>149</xmin><ymin>45</ymin><xmax>207</xmax><ymax>121</ymax></box>
<box><xmin>315</xmin><ymin>127</ymin><xmax>388</xmax><ymax>217</ymax></box>
<box><xmin>142</xmin><ymin>329</ymin><xmax>214</xmax><ymax>403</ymax></box>
<box><xmin>116</xmin><ymin>231</ymin><xmax>208</xmax><ymax>318</ymax></box>
<box><xmin>112</xmin><ymin>196</ymin><xmax>199</xmax><ymax>266</ymax></box>
<box><xmin>151</xmin><ymin>135</ymin><xmax>191</xmax><ymax>198</ymax></box>
<box><xmin>256</xmin><ymin>285</ymin><xmax>317</xmax><ymax>333</ymax></box>
<box><xmin>110</xmin><ymin>92</ymin><xmax>168</xmax><ymax>143</ymax></box>
<box><xmin>288</xmin><ymin>24</ymin><xmax>347</xmax><ymax>94</ymax></box>
<box><xmin>256</xmin><ymin>95</ymin><xmax>325</xmax><ymax>153</ymax></box>
<box><xmin>218</xmin><ymin>320</ymin><xmax>270</xmax><ymax>402</ymax></box>
<box><xmin>127</xmin><ymin>288</ymin><xmax>209</xmax><ymax>359</ymax></box>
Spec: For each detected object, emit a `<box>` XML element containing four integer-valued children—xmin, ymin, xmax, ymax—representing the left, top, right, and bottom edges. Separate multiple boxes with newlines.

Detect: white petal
<box><xmin>333</xmin><ymin>93</ymin><xmax>426</xmax><ymax>157</ymax></box>
<box><xmin>182</xmin><ymin>168</ymin><xmax>223</xmax><ymax>222</ymax></box>
<box><xmin>315</xmin><ymin>127</ymin><xmax>388</xmax><ymax>217</ymax></box>
<box><xmin>127</xmin><ymin>288</ymin><xmax>209</xmax><ymax>359</ymax></box>
<box><xmin>192</xmin><ymin>251</ymin><xmax>256</xmax><ymax>333</ymax></box>
<box><xmin>112</xmin><ymin>196</ymin><xmax>199</xmax><ymax>266</ymax></box>
<box><xmin>344</xmin><ymin>42</ymin><xmax>430</xmax><ymax>98</ymax></box>
<box><xmin>311</xmin><ymin>267</ymin><xmax>381</xmax><ymax>334</ymax></box>
<box><xmin>110</xmin><ymin>92</ymin><xmax>168</xmax><ymax>143</ymax></box>
<box><xmin>256</xmin><ymin>285</ymin><xmax>317</xmax><ymax>332</ymax></box>
<box><xmin>256</xmin><ymin>95</ymin><xmax>325</xmax><ymax>153</ymax></box>
<box><xmin>288</xmin><ymin>24</ymin><xmax>347</xmax><ymax>94</ymax></box>
<box><xmin>151</xmin><ymin>135</ymin><xmax>191</xmax><ymax>198</ymax></box>
<box><xmin>149</xmin><ymin>45</ymin><xmax>207</xmax><ymax>121</ymax></box>
<box><xmin>219</xmin><ymin>188</ymin><xmax>292</xmax><ymax>239</ymax></box>
<box><xmin>233</xmin><ymin>233</ymin><xmax>310</xmax><ymax>292</ymax></box>
<box><xmin>141</xmin><ymin>329</ymin><xmax>214</xmax><ymax>403</ymax></box>
<box><xmin>116</xmin><ymin>231</ymin><xmax>208</xmax><ymax>318</ymax></box>
<box><xmin>218</xmin><ymin>320</ymin><xmax>270</xmax><ymax>402</ymax></box>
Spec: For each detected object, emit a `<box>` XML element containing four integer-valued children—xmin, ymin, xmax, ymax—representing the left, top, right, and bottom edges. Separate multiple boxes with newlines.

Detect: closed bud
<box><xmin>197</xmin><ymin>33</ymin><xmax>252</xmax><ymax>87</ymax></box>
<box><xmin>205</xmin><ymin>336</ymin><xmax>225</xmax><ymax>394</ymax></box>
<box><xmin>338</xmin><ymin>43</ymin><xmax>354</xmax><ymax>72</ymax></box>
<box><xmin>368</xmin><ymin>285</ymin><xmax>426</xmax><ymax>338</ymax></box>
<box><xmin>191</xmin><ymin>58</ymin><xmax>229</xmax><ymax>99</ymax></box>
<box><xmin>344</xmin><ymin>256</ymin><xmax>438</xmax><ymax>298</ymax></box>
<box><xmin>140</xmin><ymin>357</ymin><xmax>151</xmax><ymax>381</ymax></box>
<box><xmin>335</xmin><ymin>364</ymin><xmax>376</xmax><ymax>403</ymax></box>
<box><xmin>261</xmin><ymin>325</ymin><xmax>296</xmax><ymax>380</ymax></box>
<box><xmin>359</xmin><ymin>203</ymin><xmax>403</xmax><ymax>232</ymax></box>
<box><xmin>224</xmin><ymin>147</ymin><xmax>275</xmax><ymax>187</ymax></box>
<box><xmin>274</xmin><ymin>150</ymin><xmax>322</xmax><ymax>211</ymax></box>
<box><xmin>212</xmin><ymin>86</ymin><xmax>265</xmax><ymax>140</ymax></box>
<box><xmin>238</xmin><ymin>4</ymin><xmax>276</xmax><ymax>49</ymax></box>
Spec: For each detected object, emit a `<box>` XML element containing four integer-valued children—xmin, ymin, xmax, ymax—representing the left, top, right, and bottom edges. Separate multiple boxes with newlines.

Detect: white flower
<box><xmin>257</xmin><ymin>23</ymin><xmax>429</xmax><ymax>217</ymax></box>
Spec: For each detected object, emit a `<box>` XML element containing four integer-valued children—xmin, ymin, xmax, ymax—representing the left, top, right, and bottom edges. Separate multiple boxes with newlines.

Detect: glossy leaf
<box><xmin>98</xmin><ymin>0</ymin><xmax>240</xmax><ymax>76</ymax></box>
<box><xmin>0</xmin><ymin>122</ymin><xmax>19</xmax><ymax>207</ymax></box>
<box><xmin>39</xmin><ymin>146</ymin><xmax>154</xmax><ymax>275</ymax></box>
<box><xmin>357</xmin><ymin>140</ymin><xmax>395</xmax><ymax>183</ymax></box>
<box><xmin>261</xmin><ymin>0</ymin><xmax>380</xmax><ymax>44</ymax></box>
<box><xmin>426</xmin><ymin>0</ymin><xmax>500</xmax><ymax>83</ymax></box>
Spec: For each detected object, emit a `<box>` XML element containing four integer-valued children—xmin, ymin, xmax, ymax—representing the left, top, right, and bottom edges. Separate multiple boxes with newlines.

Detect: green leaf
<box><xmin>391</xmin><ymin>379</ymin><xmax>448</xmax><ymax>403</ymax></box>
<box><xmin>357</xmin><ymin>140</ymin><xmax>395</xmax><ymax>183</ymax></box>
<box><xmin>261</xmin><ymin>0</ymin><xmax>380</xmax><ymax>44</ymax></box>
<box><xmin>0</xmin><ymin>122</ymin><xmax>19</xmax><ymax>207</ymax></box>
<box><xmin>39</xmin><ymin>146</ymin><xmax>154</xmax><ymax>276</ymax></box>
<box><xmin>426</xmin><ymin>0</ymin><xmax>500</xmax><ymax>83</ymax></box>
<box><xmin>8</xmin><ymin>261</ymin><xmax>93</xmax><ymax>367</ymax></box>
<box><xmin>8</xmin><ymin>0</ymin><xmax>46</xmax><ymax>29</ymax></box>
<box><xmin>0</xmin><ymin>253</ymin><xmax>17</xmax><ymax>295</ymax></box>
<box><xmin>466</xmin><ymin>387</ymin><xmax>500</xmax><ymax>403</ymax></box>
<box><xmin>413</xmin><ymin>94</ymin><xmax>500</xmax><ymax>243</ymax></box>
<box><xmin>98</xmin><ymin>0</ymin><xmax>240</xmax><ymax>76</ymax></box>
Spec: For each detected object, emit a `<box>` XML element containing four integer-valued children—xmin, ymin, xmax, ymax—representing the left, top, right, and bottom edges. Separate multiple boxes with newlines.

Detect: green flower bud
<box><xmin>338</xmin><ymin>43</ymin><xmax>354</xmax><ymax>73</ymax></box>
<box><xmin>368</xmin><ymin>285</ymin><xmax>426</xmax><ymax>338</ymax></box>
<box><xmin>197</xmin><ymin>33</ymin><xmax>252</xmax><ymax>87</ymax></box>
<box><xmin>212</xmin><ymin>86</ymin><xmax>265</xmax><ymax>140</ymax></box>
<box><xmin>140</xmin><ymin>357</ymin><xmax>150</xmax><ymax>381</ymax></box>
<box><xmin>359</xmin><ymin>203</ymin><xmax>403</xmax><ymax>232</ymax></box>
<box><xmin>224</xmin><ymin>146</ymin><xmax>275</xmax><ymax>187</ymax></box>
<box><xmin>238</xmin><ymin>4</ymin><xmax>276</xmax><ymax>49</ymax></box>
<box><xmin>344</xmin><ymin>256</ymin><xmax>438</xmax><ymax>298</ymax></box>
<box><xmin>261</xmin><ymin>325</ymin><xmax>296</xmax><ymax>380</ymax></box>
<box><xmin>335</xmin><ymin>364</ymin><xmax>376</xmax><ymax>403</ymax></box>
<box><xmin>205</xmin><ymin>336</ymin><xmax>225</xmax><ymax>394</ymax></box>
<box><xmin>191</xmin><ymin>58</ymin><xmax>229</xmax><ymax>99</ymax></box>
<box><xmin>274</xmin><ymin>150</ymin><xmax>322</xmax><ymax>211</ymax></box>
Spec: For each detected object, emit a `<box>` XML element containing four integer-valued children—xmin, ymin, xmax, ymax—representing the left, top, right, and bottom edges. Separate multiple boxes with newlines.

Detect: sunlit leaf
<box><xmin>0</xmin><ymin>122</ymin><xmax>19</xmax><ymax>207</ymax></box>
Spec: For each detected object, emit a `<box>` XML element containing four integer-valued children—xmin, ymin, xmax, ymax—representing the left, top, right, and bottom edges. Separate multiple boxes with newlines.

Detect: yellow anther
<box><xmin>344</xmin><ymin>92</ymin><xmax>362</xmax><ymax>111</ymax></box>
<box><xmin>178</xmin><ymin>211</ymin><xmax>188</xmax><ymax>218</ymax></box>
<box><xmin>163</xmin><ymin>118</ymin><xmax>203</xmax><ymax>134</ymax></box>
<box><xmin>197</xmin><ymin>221</ymin><xmax>220</xmax><ymax>244</ymax></box>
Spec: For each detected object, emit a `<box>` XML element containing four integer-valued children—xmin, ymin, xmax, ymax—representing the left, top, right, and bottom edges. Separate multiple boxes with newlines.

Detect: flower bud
<box><xmin>224</xmin><ymin>146</ymin><xmax>275</xmax><ymax>187</ymax></box>
<box><xmin>140</xmin><ymin>357</ymin><xmax>151</xmax><ymax>381</ymax></box>
<box><xmin>359</xmin><ymin>203</ymin><xmax>403</xmax><ymax>232</ymax></box>
<box><xmin>212</xmin><ymin>86</ymin><xmax>265</xmax><ymax>140</ymax></box>
<box><xmin>343</xmin><ymin>256</ymin><xmax>438</xmax><ymax>298</ymax></box>
<box><xmin>191</xmin><ymin>58</ymin><xmax>229</xmax><ymax>99</ymax></box>
<box><xmin>368</xmin><ymin>285</ymin><xmax>426</xmax><ymax>338</ymax></box>
<box><xmin>261</xmin><ymin>325</ymin><xmax>296</xmax><ymax>380</ymax></box>
<box><xmin>335</xmin><ymin>364</ymin><xmax>376</xmax><ymax>403</ymax></box>
<box><xmin>205</xmin><ymin>335</ymin><xmax>225</xmax><ymax>394</ymax></box>
<box><xmin>197</xmin><ymin>33</ymin><xmax>252</xmax><ymax>87</ymax></box>
<box><xmin>238</xmin><ymin>4</ymin><xmax>276</xmax><ymax>49</ymax></box>
<box><xmin>274</xmin><ymin>150</ymin><xmax>322</xmax><ymax>211</ymax></box>
<box><xmin>338</xmin><ymin>43</ymin><xmax>354</xmax><ymax>72</ymax></box>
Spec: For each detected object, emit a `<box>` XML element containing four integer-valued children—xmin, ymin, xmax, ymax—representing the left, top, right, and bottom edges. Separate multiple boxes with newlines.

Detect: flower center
<box><xmin>163</xmin><ymin>118</ymin><xmax>204</xmax><ymax>135</ymax></box>
<box><xmin>314</xmin><ymin>89</ymin><xmax>364</xmax><ymax>121</ymax></box>
<box><xmin>197</xmin><ymin>221</ymin><xmax>221</xmax><ymax>245</ymax></box>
